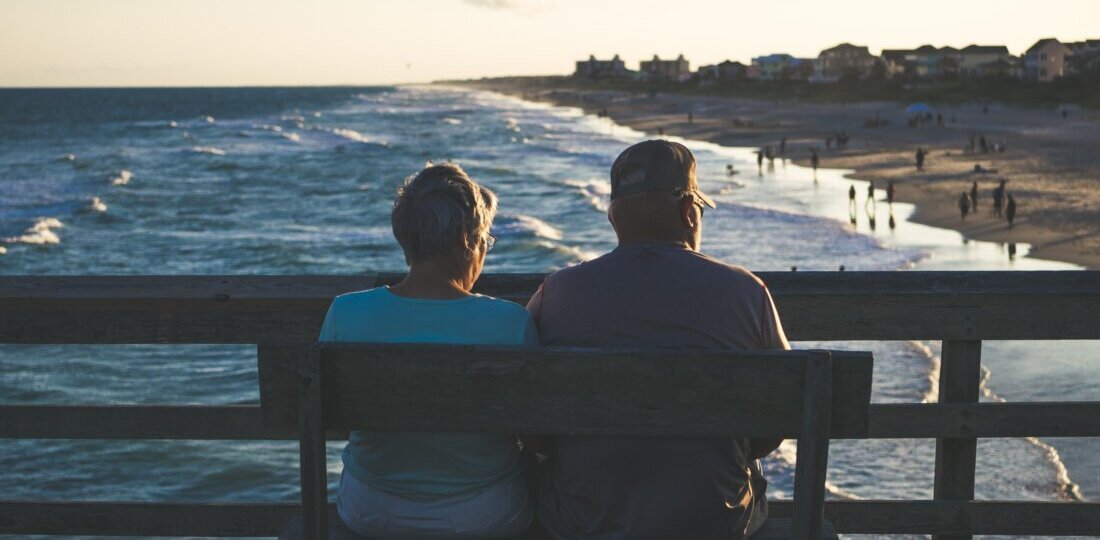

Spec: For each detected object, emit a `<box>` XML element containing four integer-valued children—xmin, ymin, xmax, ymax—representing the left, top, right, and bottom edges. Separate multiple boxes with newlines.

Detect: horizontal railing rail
<box><xmin>6</xmin><ymin>401</ymin><xmax>1100</xmax><ymax>440</ymax></box>
<box><xmin>4</xmin><ymin>501</ymin><xmax>1100</xmax><ymax>537</ymax></box>
<box><xmin>3</xmin><ymin>271</ymin><xmax>1100</xmax><ymax>343</ymax></box>
<box><xmin>3</xmin><ymin>272</ymin><xmax>1099</xmax><ymax>538</ymax></box>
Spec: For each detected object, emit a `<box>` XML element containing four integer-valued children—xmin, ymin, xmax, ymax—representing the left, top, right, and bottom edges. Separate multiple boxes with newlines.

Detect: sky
<box><xmin>2</xmin><ymin>0</ymin><xmax>1099</xmax><ymax>87</ymax></box>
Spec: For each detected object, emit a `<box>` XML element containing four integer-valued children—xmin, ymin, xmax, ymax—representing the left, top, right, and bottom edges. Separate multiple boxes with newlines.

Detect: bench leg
<box><xmin>299</xmin><ymin>346</ymin><xmax>328</xmax><ymax>540</ymax></box>
<box><xmin>792</xmin><ymin>351</ymin><xmax>833</xmax><ymax>540</ymax></box>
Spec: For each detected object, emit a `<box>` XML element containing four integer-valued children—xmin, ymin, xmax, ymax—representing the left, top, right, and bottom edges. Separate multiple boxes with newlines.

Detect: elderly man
<box><xmin>528</xmin><ymin>140</ymin><xmax>789</xmax><ymax>540</ymax></box>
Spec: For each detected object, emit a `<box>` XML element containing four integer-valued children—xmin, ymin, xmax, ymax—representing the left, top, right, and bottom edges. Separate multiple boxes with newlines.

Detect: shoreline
<box><xmin>456</xmin><ymin>81</ymin><xmax>1100</xmax><ymax>269</ymax></box>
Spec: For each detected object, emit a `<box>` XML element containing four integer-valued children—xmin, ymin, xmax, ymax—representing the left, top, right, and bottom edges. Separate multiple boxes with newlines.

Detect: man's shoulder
<box><xmin>544</xmin><ymin>248</ymin><xmax>766</xmax><ymax>291</ymax></box>
<box><xmin>687</xmin><ymin>251</ymin><xmax>768</xmax><ymax>289</ymax></box>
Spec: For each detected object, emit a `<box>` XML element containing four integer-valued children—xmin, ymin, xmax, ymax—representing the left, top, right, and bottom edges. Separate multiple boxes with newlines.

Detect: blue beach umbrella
<box><xmin>906</xmin><ymin>103</ymin><xmax>933</xmax><ymax>114</ymax></box>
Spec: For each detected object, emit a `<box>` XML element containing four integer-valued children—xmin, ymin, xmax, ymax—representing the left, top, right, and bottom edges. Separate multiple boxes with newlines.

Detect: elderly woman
<box><xmin>319</xmin><ymin>163</ymin><xmax>536</xmax><ymax>538</ymax></box>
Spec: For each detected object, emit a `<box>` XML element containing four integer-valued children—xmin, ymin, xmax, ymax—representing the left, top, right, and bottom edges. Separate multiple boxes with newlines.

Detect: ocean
<box><xmin>0</xmin><ymin>85</ymin><xmax>1095</xmax><ymax>538</ymax></box>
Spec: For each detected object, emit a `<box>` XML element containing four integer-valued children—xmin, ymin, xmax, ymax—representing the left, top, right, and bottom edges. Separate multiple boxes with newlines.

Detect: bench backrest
<box><xmin>258</xmin><ymin>343</ymin><xmax>874</xmax><ymax>436</ymax></box>
<box><xmin>259</xmin><ymin>343</ymin><xmax>873</xmax><ymax>540</ymax></box>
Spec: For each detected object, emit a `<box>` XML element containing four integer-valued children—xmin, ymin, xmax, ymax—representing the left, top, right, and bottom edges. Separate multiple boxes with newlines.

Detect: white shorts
<box><xmin>337</xmin><ymin>470</ymin><xmax>532</xmax><ymax>539</ymax></box>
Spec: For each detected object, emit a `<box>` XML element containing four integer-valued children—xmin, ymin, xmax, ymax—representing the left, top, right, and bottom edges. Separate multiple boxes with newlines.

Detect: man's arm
<box><xmin>749</xmin><ymin>284</ymin><xmax>790</xmax><ymax>459</ymax></box>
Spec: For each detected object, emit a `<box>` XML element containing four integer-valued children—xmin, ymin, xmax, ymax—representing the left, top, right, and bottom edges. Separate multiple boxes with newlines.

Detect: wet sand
<box><xmin>461</xmin><ymin>82</ymin><xmax>1100</xmax><ymax>269</ymax></box>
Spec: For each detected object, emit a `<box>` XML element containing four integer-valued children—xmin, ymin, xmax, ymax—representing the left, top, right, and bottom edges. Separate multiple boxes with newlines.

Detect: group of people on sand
<box><xmin>323</xmin><ymin>140</ymin><xmax>789</xmax><ymax>539</ymax></box>
<box><xmin>958</xmin><ymin>178</ymin><xmax>1016</xmax><ymax>227</ymax></box>
<box><xmin>966</xmin><ymin>134</ymin><xmax>1006</xmax><ymax>154</ymax></box>
<box><xmin>849</xmin><ymin>181</ymin><xmax>897</xmax><ymax>231</ymax></box>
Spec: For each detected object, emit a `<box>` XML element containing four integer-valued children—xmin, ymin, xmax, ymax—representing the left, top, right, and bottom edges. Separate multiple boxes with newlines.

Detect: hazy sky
<box><xmin>3</xmin><ymin>0</ymin><xmax>1098</xmax><ymax>87</ymax></box>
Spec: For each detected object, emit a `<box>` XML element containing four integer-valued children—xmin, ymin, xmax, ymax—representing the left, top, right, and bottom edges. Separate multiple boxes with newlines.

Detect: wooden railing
<box><xmin>2</xmin><ymin>272</ymin><xmax>1100</xmax><ymax>538</ymax></box>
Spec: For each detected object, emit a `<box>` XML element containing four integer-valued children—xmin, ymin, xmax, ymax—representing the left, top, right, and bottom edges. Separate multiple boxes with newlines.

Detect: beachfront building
<box><xmin>751</xmin><ymin>54</ymin><xmax>814</xmax><ymax>81</ymax></box>
<box><xmin>814</xmin><ymin>43</ymin><xmax>877</xmax><ymax>81</ymax></box>
<box><xmin>881</xmin><ymin>49</ymin><xmax>917</xmax><ymax>78</ymax></box>
<box><xmin>1066</xmin><ymin>39</ymin><xmax>1100</xmax><ymax>76</ymax></box>
<box><xmin>1024</xmin><ymin>38</ymin><xmax>1073</xmax><ymax>81</ymax></box>
<box><xmin>574</xmin><ymin>54</ymin><xmax>631</xmax><ymax>79</ymax></box>
<box><xmin>909</xmin><ymin>45</ymin><xmax>962</xmax><ymax>79</ymax></box>
<box><xmin>696</xmin><ymin>60</ymin><xmax>748</xmax><ymax>81</ymax></box>
<box><xmin>640</xmin><ymin>55</ymin><xmax>691</xmax><ymax>81</ymax></box>
<box><xmin>959</xmin><ymin>45</ymin><xmax>1014</xmax><ymax>77</ymax></box>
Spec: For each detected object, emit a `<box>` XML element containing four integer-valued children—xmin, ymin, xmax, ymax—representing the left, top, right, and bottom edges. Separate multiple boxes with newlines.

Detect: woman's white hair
<box><xmin>391</xmin><ymin>162</ymin><xmax>497</xmax><ymax>263</ymax></box>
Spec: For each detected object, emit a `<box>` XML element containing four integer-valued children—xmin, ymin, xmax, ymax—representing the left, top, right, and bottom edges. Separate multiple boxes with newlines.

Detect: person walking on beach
<box><xmin>993</xmin><ymin>179</ymin><xmax>1007</xmax><ymax>217</ymax></box>
<box><xmin>970</xmin><ymin>181</ymin><xmax>979</xmax><ymax>210</ymax></box>
<box><xmin>915</xmin><ymin>148</ymin><xmax>926</xmax><ymax>171</ymax></box>
<box><xmin>1006</xmin><ymin>194</ymin><xmax>1017</xmax><ymax>228</ymax></box>
<box><xmin>779</xmin><ymin>136</ymin><xmax>787</xmax><ymax>156</ymax></box>
<box><xmin>865</xmin><ymin>183</ymin><xmax>876</xmax><ymax>219</ymax></box>
<box><xmin>959</xmin><ymin>192</ymin><xmax>971</xmax><ymax>220</ymax></box>
<box><xmin>849</xmin><ymin>185</ymin><xmax>858</xmax><ymax>224</ymax></box>
<box><xmin>528</xmin><ymin>140</ymin><xmax>789</xmax><ymax>540</ymax></box>
<box><xmin>810</xmin><ymin>149</ymin><xmax>819</xmax><ymax>172</ymax></box>
<box><xmin>887</xmin><ymin>181</ymin><xmax>896</xmax><ymax>205</ymax></box>
<box><xmin>756</xmin><ymin>150</ymin><xmax>764</xmax><ymax>172</ymax></box>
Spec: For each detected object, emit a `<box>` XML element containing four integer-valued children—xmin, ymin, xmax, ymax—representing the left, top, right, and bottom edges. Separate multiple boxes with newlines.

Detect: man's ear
<box><xmin>680</xmin><ymin>197</ymin><xmax>697</xmax><ymax>229</ymax></box>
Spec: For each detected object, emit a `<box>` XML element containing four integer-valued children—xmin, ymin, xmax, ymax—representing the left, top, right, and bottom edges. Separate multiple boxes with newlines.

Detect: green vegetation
<box><xmin>453</xmin><ymin>75</ymin><xmax>1100</xmax><ymax>109</ymax></box>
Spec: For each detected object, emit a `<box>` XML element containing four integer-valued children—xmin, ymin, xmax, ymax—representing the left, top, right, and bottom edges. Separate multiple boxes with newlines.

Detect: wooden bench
<box><xmin>258</xmin><ymin>343</ymin><xmax>874</xmax><ymax>540</ymax></box>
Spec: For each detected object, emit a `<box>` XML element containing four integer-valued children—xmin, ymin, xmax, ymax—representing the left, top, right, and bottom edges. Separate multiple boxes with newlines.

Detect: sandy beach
<box><xmin>461</xmin><ymin>81</ymin><xmax>1100</xmax><ymax>269</ymax></box>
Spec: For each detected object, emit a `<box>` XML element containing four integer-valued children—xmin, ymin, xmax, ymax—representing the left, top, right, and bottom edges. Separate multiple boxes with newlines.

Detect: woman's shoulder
<box><xmin>467</xmin><ymin>294</ymin><xmax>532</xmax><ymax>321</ymax></box>
<box><xmin>329</xmin><ymin>287</ymin><xmax>390</xmax><ymax>310</ymax></box>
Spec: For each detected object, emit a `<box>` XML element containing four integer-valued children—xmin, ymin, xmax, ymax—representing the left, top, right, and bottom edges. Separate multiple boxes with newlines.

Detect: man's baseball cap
<box><xmin>610</xmin><ymin>140</ymin><xmax>716</xmax><ymax>208</ymax></box>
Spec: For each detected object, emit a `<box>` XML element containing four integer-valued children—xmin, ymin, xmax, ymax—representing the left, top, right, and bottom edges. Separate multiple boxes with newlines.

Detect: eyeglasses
<box><xmin>485</xmin><ymin>233</ymin><xmax>497</xmax><ymax>252</ymax></box>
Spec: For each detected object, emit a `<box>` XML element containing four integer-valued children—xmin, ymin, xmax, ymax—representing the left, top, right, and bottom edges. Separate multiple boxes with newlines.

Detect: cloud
<box><xmin>462</xmin><ymin>0</ymin><xmax>552</xmax><ymax>12</ymax></box>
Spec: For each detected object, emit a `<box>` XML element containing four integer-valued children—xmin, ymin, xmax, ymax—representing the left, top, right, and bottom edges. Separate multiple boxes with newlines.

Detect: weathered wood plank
<box><xmin>770</xmin><ymin>500</ymin><xmax>1100</xmax><ymax>536</ymax></box>
<box><xmin>867</xmin><ymin>401</ymin><xmax>1100</xmax><ymax>438</ymax></box>
<box><xmin>3</xmin><ymin>272</ymin><xmax>1100</xmax><ymax>343</ymax></box>
<box><xmin>791</xmin><ymin>351</ymin><xmax>833</xmax><ymax>540</ymax></box>
<box><xmin>0</xmin><ymin>500</ymin><xmax>297</xmax><ymax>536</ymax></box>
<box><xmin>6</xmin><ymin>401</ymin><xmax>1100</xmax><ymax>441</ymax></box>
<box><xmin>933</xmin><ymin>339</ymin><xmax>982</xmax><ymax>540</ymax></box>
<box><xmin>3</xmin><ymin>500</ymin><xmax>1097</xmax><ymax>537</ymax></box>
<box><xmin>297</xmin><ymin>346</ymin><xmax>327</xmax><ymax>540</ymax></box>
<box><xmin>304</xmin><ymin>345</ymin><xmax>873</xmax><ymax>437</ymax></box>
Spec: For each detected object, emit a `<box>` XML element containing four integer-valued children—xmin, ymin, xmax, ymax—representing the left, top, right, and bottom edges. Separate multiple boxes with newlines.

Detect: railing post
<box><xmin>933</xmin><ymin>339</ymin><xmax>982</xmax><ymax>540</ymax></box>
<box><xmin>298</xmin><ymin>345</ymin><xmax>328</xmax><ymax>540</ymax></box>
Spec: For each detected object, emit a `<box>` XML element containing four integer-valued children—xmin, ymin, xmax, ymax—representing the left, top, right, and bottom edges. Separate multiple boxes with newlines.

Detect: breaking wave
<box><xmin>109</xmin><ymin>170</ymin><xmax>132</xmax><ymax>186</ymax></box>
<box><xmin>4</xmin><ymin>218</ymin><xmax>64</xmax><ymax>245</ymax></box>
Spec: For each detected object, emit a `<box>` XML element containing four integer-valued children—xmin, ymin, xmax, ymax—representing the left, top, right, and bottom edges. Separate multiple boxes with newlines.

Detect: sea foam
<box><xmin>190</xmin><ymin>146</ymin><xmax>227</xmax><ymax>156</ymax></box>
<box><xmin>4</xmin><ymin>218</ymin><xmax>64</xmax><ymax>245</ymax></box>
<box><xmin>110</xmin><ymin>170</ymin><xmax>133</xmax><ymax>185</ymax></box>
<box><xmin>89</xmin><ymin>197</ymin><xmax>108</xmax><ymax>213</ymax></box>
<box><xmin>493</xmin><ymin>214</ymin><xmax>563</xmax><ymax>240</ymax></box>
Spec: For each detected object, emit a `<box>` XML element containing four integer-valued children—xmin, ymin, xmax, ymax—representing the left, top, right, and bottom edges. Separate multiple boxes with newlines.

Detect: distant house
<box><xmin>814</xmin><ymin>43</ymin><xmax>877</xmax><ymax>81</ymax></box>
<box><xmin>697</xmin><ymin>60</ymin><xmax>747</xmax><ymax>81</ymax></box>
<box><xmin>881</xmin><ymin>49</ymin><xmax>917</xmax><ymax>78</ymax></box>
<box><xmin>908</xmin><ymin>45</ymin><xmax>961</xmax><ymax>78</ymax></box>
<box><xmin>574</xmin><ymin>55</ymin><xmax>631</xmax><ymax>79</ymax></box>
<box><xmin>1066</xmin><ymin>39</ymin><xmax>1100</xmax><ymax>76</ymax></box>
<box><xmin>1024</xmin><ymin>38</ymin><xmax>1073</xmax><ymax>81</ymax></box>
<box><xmin>751</xmin><ymin>54</ymin><xmax>813</xmax><ymax>80</ymax></box>
<box><xmin>959</xmin><ymin>45</ymin><xmax>1013</xmax><ymax>77</ymax></box>
<box><xmin>640</xmin><ymin>55</ymin><xmax>691</xmax><ymax>81</ymax></box>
